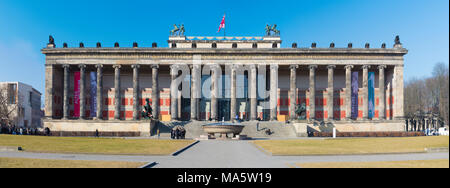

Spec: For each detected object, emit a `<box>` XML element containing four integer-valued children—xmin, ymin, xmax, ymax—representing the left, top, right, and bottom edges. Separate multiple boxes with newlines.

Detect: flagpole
<box><xmin>224</xmin><ymin>13</ymin><xmax>226</xmax><ymax>37</ymax></box>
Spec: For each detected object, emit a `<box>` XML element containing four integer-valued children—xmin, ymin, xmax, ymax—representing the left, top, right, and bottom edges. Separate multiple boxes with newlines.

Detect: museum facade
<box><xmin>42</xmin><ymin>33</ymin><xmax>408</xmax><ymax>136</ymax></box>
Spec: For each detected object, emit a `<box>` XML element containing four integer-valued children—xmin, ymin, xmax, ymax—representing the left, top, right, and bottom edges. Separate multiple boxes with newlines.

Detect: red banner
<box><xmin>74</xmin><ymin>71</ymin><xmax>80</xmax><ymax>117</ymax></box>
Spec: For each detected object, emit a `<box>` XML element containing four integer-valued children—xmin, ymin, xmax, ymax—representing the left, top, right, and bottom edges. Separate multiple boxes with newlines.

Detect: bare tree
<box><xmin>404</xmin><ymin>62</ymin><xmax>449</xmax><ymax>125</ymax></box>
<box><xmin>0</xmin><ymin>87</ymin><xmax>20</xmax><ymax>126</ymax></box>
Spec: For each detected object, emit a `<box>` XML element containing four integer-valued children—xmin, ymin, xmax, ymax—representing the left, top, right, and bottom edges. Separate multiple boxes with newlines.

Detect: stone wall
<box><xmin>43</xmin><ymin>119</ymin><xmax>156</xmax><ymax>137</ymax></box>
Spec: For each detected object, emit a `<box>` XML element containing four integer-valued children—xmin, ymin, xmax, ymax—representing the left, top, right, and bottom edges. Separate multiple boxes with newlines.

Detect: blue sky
<box><xmin>0</xmin><ymin>0</ymin><xmax>448</xmax><ymax>96</ymax></box>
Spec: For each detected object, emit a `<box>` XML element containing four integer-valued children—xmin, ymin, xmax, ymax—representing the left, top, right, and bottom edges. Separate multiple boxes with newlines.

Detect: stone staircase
<box><xmin>151</xmin><ymin>121</ymin><xmax>297</xmax><ymax>139</ymax></box>
<box><xmin>240</xmin><ymin>121</ymin><xmax>297</xmax><ymax>138</ymax></box>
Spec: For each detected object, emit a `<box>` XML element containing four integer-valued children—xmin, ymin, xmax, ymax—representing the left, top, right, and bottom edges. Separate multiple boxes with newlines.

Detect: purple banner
<box><xmin>74</xmin><ymin>71</ymin><xmax>80</xmax><ymax>117</ymax></box>
<box><xmin>90</xmin><ymin>71</ymin><xmax>97</xmax><ymax>118</ymax></box>
<box><xmin>351</xmin><ymin>72</ymin><xmax>359</xmax><ymax>119</ymax></box>
<box><xmin>368</xmin><ymin>72</ymin><xmax>375</xmax><ymax>119</ymax></box>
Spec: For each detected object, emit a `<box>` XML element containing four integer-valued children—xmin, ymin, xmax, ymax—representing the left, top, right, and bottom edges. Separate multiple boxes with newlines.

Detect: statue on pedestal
<box><xmin>295</xmin><ymin>103</ymin><xmax>307</xmax><ymax>120</ymax></box>
<box><xmin>141</xmin><ymin>98</ymin><xmax>153</xmax><ymax>119</ymax></box>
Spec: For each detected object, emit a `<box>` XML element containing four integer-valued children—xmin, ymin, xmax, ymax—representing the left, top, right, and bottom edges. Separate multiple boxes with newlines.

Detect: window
<box><xmin>29</xmin><ymin>92</ymin><xmax>33</xmax><ymax>106</ymax></box>
<box><xmin>8</xmin><ymin>84</ymin><xmax>17</xmax><ymax>104</ymax></box>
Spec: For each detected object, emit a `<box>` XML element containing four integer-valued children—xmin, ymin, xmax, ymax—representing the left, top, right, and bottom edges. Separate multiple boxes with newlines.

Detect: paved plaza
<box><xmin>0</xmin><ymin>140</ymin><xmax>448</xmax><ymax>168</ymax></box>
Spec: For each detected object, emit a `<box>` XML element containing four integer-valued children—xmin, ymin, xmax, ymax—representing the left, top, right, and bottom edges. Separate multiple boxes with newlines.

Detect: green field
<box><xmin>0</xmin><ymin>157</ymin><xmax>145</xmax><ymax>168</ymax></box>
<box><xmin>253</xmin><ymin>136</ymin><xmax>449</xmax><ymax>155</ymax></box>
<box><xmin>0</xmin><ymin>135</ymin><xmax>193</xmax><ymax>155</ymax></box>
<box><xmin>296</xmin><ymin>159</ymin><xmax>449</xmax><ymax>168</ymax></box>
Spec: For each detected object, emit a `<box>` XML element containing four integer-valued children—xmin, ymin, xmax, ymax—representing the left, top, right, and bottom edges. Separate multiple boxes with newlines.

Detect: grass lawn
<box><xmin>296</xmin><ymin>159</ymin><xmax>449</xmax><ymax>168</ymax></box>
<box><xmin>0</xmin><ymin>157</ymin><xmax>146</xmax><ymax>168</ymax></box>
<box><xmin>0</xmin><ymin>135</ymin><xmax>194</xmax><ymax>155</ymax></box>
<box><xmin>252</xmin><ymin>136</ymin><xmax>449</xmax><ymax>155</ymax></box>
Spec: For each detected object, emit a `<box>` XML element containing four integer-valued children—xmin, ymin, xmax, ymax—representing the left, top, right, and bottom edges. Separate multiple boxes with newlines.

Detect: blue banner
<box><xmin>368</xmin><ymin>72</ymin><xmax>375</xmax><ymax>119</ymax></box>
<box><xmin>90</xmin><ymin>71</ymin><xmax>97</xmax><ymax>118</ymax></box>
<box><xmin>351</xmin><ymin>72</ymin><xmax>359</xmax><ymax>119</ymax></box>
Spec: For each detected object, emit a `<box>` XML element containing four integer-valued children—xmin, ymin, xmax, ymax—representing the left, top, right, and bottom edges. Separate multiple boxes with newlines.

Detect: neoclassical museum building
<box><xmin>42</xmin><ymin>30</ymin><xmax>407</xmax><ymax>137</ymax></box>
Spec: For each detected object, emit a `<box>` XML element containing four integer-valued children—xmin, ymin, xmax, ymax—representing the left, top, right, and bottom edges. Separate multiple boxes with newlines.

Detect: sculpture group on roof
<box><xmin>265</xmin><ymin>24</ymin><xmax>280</xmax><ymax>36</ymax></box>
<box><xmin>170</xmin><ymin>24</ymin><xmax>185</xmax><ymax>36</ymax></box>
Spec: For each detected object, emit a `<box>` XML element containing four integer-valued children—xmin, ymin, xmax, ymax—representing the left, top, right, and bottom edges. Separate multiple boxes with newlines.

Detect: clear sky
<box><xmin>0</xmin><ymin>0</ymin><xmax>448</xmax><ymax>97</ymax></box>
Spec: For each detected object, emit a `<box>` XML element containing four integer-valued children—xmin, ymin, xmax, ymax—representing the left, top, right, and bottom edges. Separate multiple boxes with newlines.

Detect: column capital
<box><xmin>361</xmin><ymin>65</ymin><xmax>371</xmax><ymax>70</ymax></box>
<box><xmin>270</xmin><ymin>64</ymin><xmax>279</xmax><ymax>70</ymax></box>
<box><xmin>231</xmin><ymin>64</ymin><xmax>241</xmax><ymax>70</ymax></box>
<box><xmin>344</xmin><ymin>65</ymin><xmax>354</xmax><ymax>69</ymax></box>
<box><xmin>378</xmin><ymin>65</ymin><xmax>387</xmax><ymax>69</ymax></box>
<box><xmin>209</xmin><ymin>64</ymin><xmax>221</xmax><ymax>70</ymax></box>
<box><xmin>327</xmin><ymin>65</ymin><xmax>336</xmax><ymax>69</ymax></box>
<box><xmin>78</xmin><ymin>64</ymin><xmax>86</xmax><ymax>69</ymax></box>
<box><xmin>248</xmin><ymin>64</ymin><xmax>257</xmax><ymax>70</ymax></box>
<box><xmin>170</xmin><ymin>64</ymin><xmax>179</xmax><ymax>75</ymax></box>
<box><xmin>189</xmin><ymin>64</ymin><xmax>201</xmax><ymax>69</ymax></box>
<box><xmin>289</xmin><ymin>65</ymin><xmax>299</xmax><ymax>69</ymax></box>
<box><xmin>131</xmin><ymin>64</ymin><xmax>140</xmax><ymax>69</ymax></box>
<box><xmin>95</xmin><ymin>64</ymin><xmax>103</xmax><ymax>68</ymax></box>
<box><xmin>62</xmin><ymin>64</ymin><xmax>70</xmax><ymax>69</ymax></box>
<box><xmin>308</xmin><ymin>65</ymin><xmax>318</xmax><ymax>70</ymax></box>
<box><xmin>112</xmin><ymin>65</ymin><xmax>121</xmax><ymax>69</ymax></box>
<box><xmin>151</xmin><ymin>64</ymin><xmax>159</xmax><ymax>69</ymax></box>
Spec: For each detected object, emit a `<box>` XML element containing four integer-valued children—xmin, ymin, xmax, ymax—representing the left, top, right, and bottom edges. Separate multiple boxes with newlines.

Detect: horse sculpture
<box><xmin>295</xmin><ymin>103</ymin><xmax>307</xmax><ymax>120</ymax></box>
<box><xmin>271</xmin><ymin>24</ymin><xmax>280</xmax><ymax>36</ymax></box>
<box><xmin>264</xmin><ymin>24</ymin><xmax>280</xmax><ymax>36</ymax></box>
<box><xmin>170</xmin><ymin>24</ymin><xmax>185</xmax><ymax>36</ymax></box>
<box><xmin>170</xmin><ymin>24</ymin><xmax>180</xmax><ymax>36</ymax></box>
<box><xmin>141</xmin><ymin>98</ymin><xmax>153</xmax><ymax>119</ymax></box>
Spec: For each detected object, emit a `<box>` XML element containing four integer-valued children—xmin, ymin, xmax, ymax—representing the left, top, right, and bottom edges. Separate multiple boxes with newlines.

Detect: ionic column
<box><xmin>190</xmin><ymin>64</ymin><xmax>200</xmax><ymax>120</ymax></box>
<box><xmin>378</xmin><ymin>65</ymin><xmax>387</xmax><ymax>120</ymax></box>
<box><xmin>393</xmin><ymin>65</ymin><xmax>404</xmax><ymax>120</ymax></box>
<box><xmin>151</xmin><ymin>65</ymin><xmax>159</xmax><ymax>120</ymax></box>
<box><xmin>132</xmin><ymin>64</ymin><xmax>140</xmax><ymax>120</ymax></box>
<box><xmin>327</xmin><ymin>65</ymin><xmax>336</xmax><ymax>121</ymax></box>
<box><xmin>270</xmin><ymin>64</ymin><xmax>278</xmax><ymax>121</ymax></box>
<box><xmin>309</xmin><ymin>65</ymin><xmax>318</xmax><ymax>120</ymax></box>
<box><xmin>250</xmin><ymin>65</ymin><xmax>257</xmax><ymax>121</ymax></box>
<box><xmin>113</xmin><ymin>65</ymin><xmax>121</xmax><ymax>120</ymax></box>
<box><xmin>344</xmin><ymin>65</ymin><xmax>353</xmax><ymax>120</ymax></box>
<box><xmin>230</xmin><ymin>65</ymin><xmax>237</xmax><ymax>121</ymax></box>
<box><xmin>62</xmin><ymin>64</ymin><xmax>70</xmax><ymax>119</ymax></box>
<box><xmin>95</xmin><ymin>64</ymin><xmax>103</xmax><ymax>120</ymax></box>
<box><xmin>362</xmin><ymin>65</ymin><xmax>370</xmax><ymax>120</ymax></box>
<box><xmin>289</xmin><ymin>65</ymin><xmax>298</xmax><ymax>120</ymax></box>
<box><xmin>170</xmin><ymin>65</ymin><xmax>179</xmax><ymax>120</ymax></box>
<box><xmin>79</xmin><ymin>64</ymin><xmax>86</xmax><ymax>119</ymax></box>
<box><xmin>210</xmin><ymin>64</ymin><xmax>219</xmax><ymax>121</ymax></box>
<box><xmin>44</xmin><ymin>64</ymin><xmax>54</xmax><ymax>118</ymax></box>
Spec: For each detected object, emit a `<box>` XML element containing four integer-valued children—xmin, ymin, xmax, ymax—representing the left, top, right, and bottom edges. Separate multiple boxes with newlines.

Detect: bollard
<box><xmin>332</xmin><ymin>127</ymin><xmax>336</xmax><ymax>138</ymax></box>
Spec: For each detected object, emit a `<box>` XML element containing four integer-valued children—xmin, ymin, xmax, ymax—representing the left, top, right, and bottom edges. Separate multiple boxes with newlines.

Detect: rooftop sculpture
<box><xmin>170</xmin><ymin>24</ymin><xmax>185</xmax><ymax>36</ymax></box>
<box><xmin>265</xmin><ymin>24</ymin><xmax>280</xmax><ymax>36</ymax></box>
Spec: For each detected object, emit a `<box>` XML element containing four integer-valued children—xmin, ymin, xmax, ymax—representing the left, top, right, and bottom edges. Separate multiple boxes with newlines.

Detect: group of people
<box><xmin>0</xmin><ymin>124</ymin><xmax>40</xmax><ymax>135</ymax></box>
<box><xmin>170</xmin><ymin>126</ymin><xmax>186</xmax><ymax>139</ymax></box>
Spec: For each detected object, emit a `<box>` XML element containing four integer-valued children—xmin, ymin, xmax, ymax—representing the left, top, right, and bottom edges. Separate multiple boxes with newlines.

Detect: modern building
<box><xmin>0</xmin><ymin>82</ymin><xmax>42</xmax><ymax>128</ymax></box>
<box><xmin>41</xmin><ymin>31</ymin><xmax>407</xmax><ymax>136</ymax></box>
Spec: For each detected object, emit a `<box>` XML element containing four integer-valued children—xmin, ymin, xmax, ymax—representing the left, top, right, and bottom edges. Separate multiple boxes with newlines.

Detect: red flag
<box><xmin>218</xmin><ymin>14</ymin><xmax>225</xmax><ymax>32</ymax></box>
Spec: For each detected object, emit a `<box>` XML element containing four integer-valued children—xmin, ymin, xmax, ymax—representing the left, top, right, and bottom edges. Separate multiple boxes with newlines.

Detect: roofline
<box><xmin>41</xmin><ymin>47</ymin><xmax>408</xmax><ymax>55</ymax></box>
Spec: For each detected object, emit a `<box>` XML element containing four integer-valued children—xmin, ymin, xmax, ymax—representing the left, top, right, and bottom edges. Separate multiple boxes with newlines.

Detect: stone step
<box><xmin>154</xmin><ymin>121</ymin><xmax>297</xmax><ymax>139</ymax></box>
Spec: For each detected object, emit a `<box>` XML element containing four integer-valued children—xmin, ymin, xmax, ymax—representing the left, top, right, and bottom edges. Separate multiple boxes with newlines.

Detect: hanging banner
<box><xmin>74</xmin><ymin>71</ymin><xmax>80</xmax><ymax>118</ymax></box>
<box><xmin>90</xmin><ymin>71</ymin><xmax>97</xmax><ymax>118</ymax></box>
<box><xmin>368</xmin><ymin>72</ymin><xmax>375</xmax><ymax>119</ymax></box>
<box><xmin>351</xmin><ymin>72</ymin><xmax>359</xmax><ymax>119</ymax></box>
